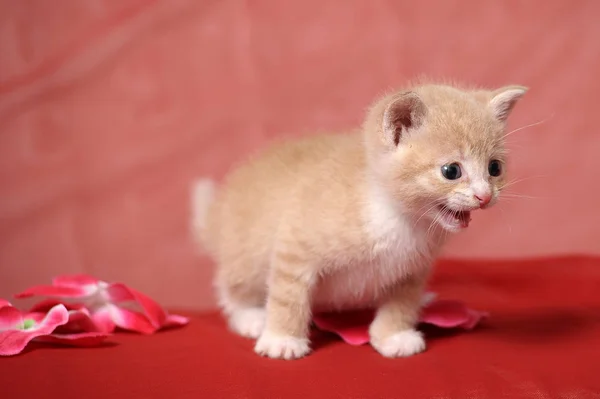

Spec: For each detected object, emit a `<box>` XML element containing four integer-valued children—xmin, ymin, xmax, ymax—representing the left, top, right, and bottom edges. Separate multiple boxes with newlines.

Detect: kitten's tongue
<box><xmin>458</xmin><ymin>211</ymin><xmax>471</xmax><ymax>228</ymax></box>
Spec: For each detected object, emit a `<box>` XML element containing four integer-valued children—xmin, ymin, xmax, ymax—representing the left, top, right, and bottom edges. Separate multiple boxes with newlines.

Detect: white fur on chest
<box><xmin>312</xmin><ymin>183</ymin><xmax>435</xmax><ymax>312</ymax></box>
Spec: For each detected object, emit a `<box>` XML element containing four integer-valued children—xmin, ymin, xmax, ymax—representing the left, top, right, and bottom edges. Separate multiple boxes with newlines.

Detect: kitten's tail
<box><xmin>190</xmin><ymin>177</ymin><xmax>216</xmax><ymax>254</ymax></box>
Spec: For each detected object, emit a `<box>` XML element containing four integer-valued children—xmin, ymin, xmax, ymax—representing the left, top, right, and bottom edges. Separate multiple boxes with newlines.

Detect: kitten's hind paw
<box><xmin>229</xmin><ymin>308</ymin><xmax>266</xmax><ymax>339</ymax></box>
<box><xmin>254</xmin><ymin>331</ymin><xmax>311</xmax><ymax>360</ymax></box>
<box><xmin>371</xmin><ymin>329</ymin><xmax>426</xmax><ymax>358</ymax></box>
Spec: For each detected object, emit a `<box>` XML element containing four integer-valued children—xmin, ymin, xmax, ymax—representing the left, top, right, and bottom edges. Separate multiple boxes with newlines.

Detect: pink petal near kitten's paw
<box><xmin>420</xmin><ymin>300</ymin><xmax>489</xmax><ymax>330</ymax></box>
<box><xmin>312</xmin><ymin>299</ymin><xmax>488</xmax><ymax>346</ymax></box>
<box><xmin>313</xmin><ymin>309</ymin><xmax>374</xmax><ymax>346</ymax></box>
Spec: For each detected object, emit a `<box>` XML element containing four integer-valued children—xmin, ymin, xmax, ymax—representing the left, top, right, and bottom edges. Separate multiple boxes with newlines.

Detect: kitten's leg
<box><xmin>229</xmin><ymin>307</ymin><xmax>266</xmax><ymax>339</ymax></box>
<box><xmin>254</xmin><ymin>248</ymin><xmax>315</xmax><ymax>360</ymax></box>
<box><xmin>215</xmin><ymin>276</ymin><xmax>266</xmax><ymax>339</ymax></box>
<box><xmin>369</xmin><ymin>271</ymin><xmax>429</xmax><ymax>358</ymax></box>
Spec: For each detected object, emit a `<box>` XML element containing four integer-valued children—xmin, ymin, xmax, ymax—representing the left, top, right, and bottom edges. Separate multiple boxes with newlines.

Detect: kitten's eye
<box><xmin>488</xmin><ymin>160</ymin><xmax>502</xmax><ymax>177</ymax></box>
<box><xmin>441</xmin><ymin>163</ymin><xmax>462</xmax><ymax>180</ymax></box>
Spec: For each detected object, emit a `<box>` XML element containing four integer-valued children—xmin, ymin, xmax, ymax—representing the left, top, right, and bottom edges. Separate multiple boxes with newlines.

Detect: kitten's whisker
<box><xmin>497</xmin><ymin>207</ymin><xmax>513</xmax><ymax>234</ymax></box>
<box><xmin>425</xmin><ymin>216</ymin><xmax>437</xmax><ymax>240</ymax></box>
<box><xmin>442</xmin><ymin>222</ymin><xmax>450</xmax><ymax>245</ymax></box>
<box><xmin>425</xmin><ymin>208</ymin><xmax>446</xmax><ymax>241</ymax></box>
<box><xmin>499</xmin><ymin>174</ymin><xmax>549</xmax><ymax>190</ymax></box>
<box><xmin>413</xmin><ymin>201</ymin><xmax>443</xmax><ymax>228</ymax></box>
<box><xmin>500</xmin><ymin>193</ymin><xmax>542</xmax><ymax>200</ymax></box>
<box><xmin>412</xmin><ymin>198</ymin><xmax>439</xmax><ymax>217</ymax></box>
<box><xmin>502</xmin><ymin>114</ymin><xmax>553</xmax><ymax>139</ymax></box>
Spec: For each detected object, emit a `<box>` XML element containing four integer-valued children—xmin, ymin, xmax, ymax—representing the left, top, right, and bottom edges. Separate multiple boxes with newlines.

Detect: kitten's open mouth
<box><xmin>437</xmin><ymin>205</ymin><xmax>471</xmax><ymax>229</ymax></box>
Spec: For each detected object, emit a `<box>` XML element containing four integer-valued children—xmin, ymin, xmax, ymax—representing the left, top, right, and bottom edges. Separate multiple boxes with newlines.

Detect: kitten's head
<box><xmin>363</xmin><ymin>83</ymin><xmax>527</xmax><ymax>232</ymax></box>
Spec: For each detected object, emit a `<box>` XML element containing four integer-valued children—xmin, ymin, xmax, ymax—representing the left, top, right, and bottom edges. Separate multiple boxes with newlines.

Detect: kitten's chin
<box><xmin>434</xmin><ymin>205</ymin><xmax>471</xmax><ymax>233</ymax></box>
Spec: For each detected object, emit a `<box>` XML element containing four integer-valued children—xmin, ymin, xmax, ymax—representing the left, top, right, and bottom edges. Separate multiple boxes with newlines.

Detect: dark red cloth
<box><xmin>3</xmin><ymin>256</ymin><xmax>600</xmax><ymax>398</ymax></box>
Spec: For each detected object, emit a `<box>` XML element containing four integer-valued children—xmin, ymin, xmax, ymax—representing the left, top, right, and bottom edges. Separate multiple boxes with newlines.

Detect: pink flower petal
<box><xmin>420</xmin><ymin>300</ymin><xmax>489</xmax><ymax>329</ymax></box>
<box><xmin>27</xmin><ymin>300</ymin><xmax>89</xmax><ymax>325</ymax></box>
<box><xmin>312</xmin><ymin>300</ymin><xmax>488</xmax><ymax>346</ymax></box>
<box><xmin>52</xmin><ymin>274</ymin><xmax>99</xmax><ymax>287</ymax></box>
<box><xmin>105</xmin><ymin>283</ymin><xmax>167</xmax><ymax>328</ymax></box>
<box><xmin>0</xmin><ymin>299</ymin><xmax>11</xmax><ymax>308</ymax></box>
<box><xmin>0</xmin><ymin>304</ymin><xmax>69</xmax><ymax>356</ymax></box>
<box><xmin>108</xmin><ymin>305</ymin><xmax>157</xmax><ymax>334</ymax></box>
<box><xmin>35</xmin><ymin>332</ymin><xmax>109</xmax><ymax>347</ymax></box>
<box><xmin>23</xmin><ymin>312</ymin><xmax>46</xmax><ymax>324</ymax></box>
<box><xmin>0</xmin><ymin>305</ymin><xmax>24</xmax><ymax>331</ymax></box>
<box><xmin>34</xmin><ymin>304</ymin><xmax>70</xmax><ymax>330</ymax></box>
<box><xmin>54</xmin><ymin>310</ymin><xmax>101</xmax><ymax>334</ymax></box>
<box><xmin>90</xmin><ymin>307</ymin><xmax>116</xmax><ymax>334</ymax></box>
<box><xmin>313</xmin><ymin>310</ymin><xmax>373</xmax><ymax>346</ymax></box>
<box><xmin>464</xmin><ymin>308</ymin><xmax>489</xmax><ymax>329</ymax></box>
<box><xmin>163</xmin><ymin>314</ymin><xmax>190</xmax><ymax>329</ymax></box>
<box><xmin>28</xmin><ymin>299</ymin><xmax>87</xmax><ymax>313</ymax></box>
<box><xmin>0</xmin><ymin>330</ymin><xmax>39</xmax><ymax>356</ymax></box>
<box><xmin>15</xmin><ymin>285</ymin><xmax>94</xmax><ymax>299</ymax></box>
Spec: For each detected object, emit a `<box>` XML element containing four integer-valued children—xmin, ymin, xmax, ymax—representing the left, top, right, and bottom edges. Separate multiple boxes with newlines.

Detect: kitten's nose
<box><xmin>474</xmin><ymin>193</ymin><xmax>491</xmax><ymax>207</ymax></box>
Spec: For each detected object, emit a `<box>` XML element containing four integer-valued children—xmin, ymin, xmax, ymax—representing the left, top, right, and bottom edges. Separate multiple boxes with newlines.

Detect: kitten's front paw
<box><xmin>370</xmin><ymin>329</ymin><xmax>426</xmax><ymax>358</ymax></box>
<box><xmin>254</xmin><ymin>330</ymin><xmax>311</xmax><ymax>360</ymax></box>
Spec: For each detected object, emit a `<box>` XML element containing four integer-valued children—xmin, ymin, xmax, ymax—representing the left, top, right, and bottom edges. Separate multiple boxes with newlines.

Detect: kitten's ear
<box><xmin>382</xmin><ymin>92</ymin><xmax>427</xmax><ymax>147</ymax></box>
<box><xmin>489</xmin><ymin>85</ymin><xmax>528</xmax><ymax>122</ymax></box>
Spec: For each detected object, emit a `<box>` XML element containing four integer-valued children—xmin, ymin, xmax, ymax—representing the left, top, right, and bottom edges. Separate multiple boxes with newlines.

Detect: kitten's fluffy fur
<box><xmin>192</xmin><ymin>82</ymin><xmax>527</xmax><ymax>360</ymax></box>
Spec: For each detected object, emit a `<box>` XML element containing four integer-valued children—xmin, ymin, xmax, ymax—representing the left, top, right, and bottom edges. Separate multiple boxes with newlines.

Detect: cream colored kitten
<box><xmin>192</xmin><ymin>82</ymin><xmax>527</xmax><ymax>360</ymax></box>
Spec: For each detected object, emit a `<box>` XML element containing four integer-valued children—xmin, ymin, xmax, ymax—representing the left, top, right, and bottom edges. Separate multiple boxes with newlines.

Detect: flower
<box><xmin>0</xmin><ymin>300</ymin><xmax>108</xmax><ymax>356</ymax></box>
<box><xmin>15</xmin><ymin>275</ymin><xmax>189</xmax><ymax>334</ymax></box>
<box><xmin>1</xmin><ymin>274</ymin><xmax>189</xmax><ymax>356</ymax></box>
<box><xmin>312</xmin><ymin>293</ymin><xmax>488</xmax><ymax>346</ymax></box>
<box><xmin>27</xmin><ymin>299</ymin><xmax>104</xmax><ymax>333</ymax></box>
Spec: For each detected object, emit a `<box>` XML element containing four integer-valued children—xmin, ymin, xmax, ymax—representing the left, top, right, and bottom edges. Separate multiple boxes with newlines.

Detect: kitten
<box><xmin>191</xmin><ymin>82</ymin><xmax>527</xmax><ymax>360</ymax></box>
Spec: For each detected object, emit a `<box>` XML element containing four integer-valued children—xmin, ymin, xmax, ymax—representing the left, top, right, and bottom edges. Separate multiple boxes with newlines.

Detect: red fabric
<box><xmin>2</xmin><ymin>1</ymin><xmax>600</xmax><ymax>310</ymax></box>
<box><xmin>2</xmin><ymin>256</ymin><xmax>600</xmax><ymax>398</ymax></box>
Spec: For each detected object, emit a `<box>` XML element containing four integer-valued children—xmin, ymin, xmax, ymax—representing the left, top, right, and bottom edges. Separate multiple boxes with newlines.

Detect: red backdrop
<box><xmin>1</xmin><ymin>0</ymin><xmax>598</xmax><ymax>310</ymax></box>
